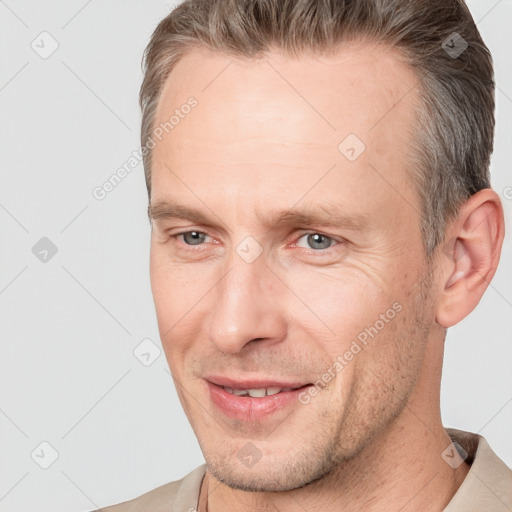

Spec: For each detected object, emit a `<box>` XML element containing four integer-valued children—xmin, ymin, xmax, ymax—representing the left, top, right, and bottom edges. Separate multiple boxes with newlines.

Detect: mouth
<box><xmin>204</xmin><ymin>376</ymin><xmax>313</xmax><ymax>421</ymax></box>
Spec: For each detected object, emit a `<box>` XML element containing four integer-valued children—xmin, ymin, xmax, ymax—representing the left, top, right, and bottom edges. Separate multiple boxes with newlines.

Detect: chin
<box><xmin>205</xmin><ymin>451</ymin><xmax>337</xmax><ymax>493</ymax></box>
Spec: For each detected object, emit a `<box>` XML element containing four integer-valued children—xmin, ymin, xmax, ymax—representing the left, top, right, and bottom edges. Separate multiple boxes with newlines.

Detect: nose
<box><xmin>206</xmin><ymin>255</ymin><xmax>287</xmax><ymax>354</ymax></box>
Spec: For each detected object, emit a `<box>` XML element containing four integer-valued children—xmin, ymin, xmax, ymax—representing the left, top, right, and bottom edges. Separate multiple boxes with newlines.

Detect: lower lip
<box><xmin>207</xmin><ymin>382</ymin><xmax>310</xmax><ymax>421</ymax></box>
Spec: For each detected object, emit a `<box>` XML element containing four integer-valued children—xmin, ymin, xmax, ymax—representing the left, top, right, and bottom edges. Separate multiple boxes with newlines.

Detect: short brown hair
<box><xmin>140</xmin><ymin>0</ymin><xmax>494</xmax><ymax>254</ymax></box>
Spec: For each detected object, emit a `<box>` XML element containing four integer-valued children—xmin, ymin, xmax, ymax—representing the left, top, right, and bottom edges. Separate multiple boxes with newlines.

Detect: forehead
<box><xmin>150</xmin><ymin>43</ymin><xmax>420</xmax><ymax>223</ymax></box>
<box><xmin>155</xmin><ymin>42</ymin><xmax>418</xmax><ymax>134</ymax></box>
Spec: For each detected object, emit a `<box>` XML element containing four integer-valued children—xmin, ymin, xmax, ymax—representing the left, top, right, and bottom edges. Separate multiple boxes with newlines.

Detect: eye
<box><xmin>176</xmin><ymin>231</ymin><xmax>211</xmax><ymax>246</ymax></box>
<box><xmin>296</xmin><ymin>233</ymin><xmax>336</xmax><ymax>250</ymax></box>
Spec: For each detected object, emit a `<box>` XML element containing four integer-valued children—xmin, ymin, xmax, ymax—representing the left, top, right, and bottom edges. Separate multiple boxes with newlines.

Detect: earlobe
<box><xmin>436</xmin><ymin>189</ymin><xmax>505</xmax><ymax>328</ymax></box>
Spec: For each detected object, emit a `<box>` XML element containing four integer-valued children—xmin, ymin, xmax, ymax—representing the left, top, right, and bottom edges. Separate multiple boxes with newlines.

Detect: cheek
<box><xmin>150</xmin><ymin>247</ymin><xmax>210</xmax><ymax>322</ymax></box>
<box><xmin>150</xmin><ymin>249</ymin><xmax>177</xmax><ymax>325</ymax></box>
<box><xmin>149</xmin><ymin>249</ymin><xmax>205</xmax><ymax>359</ymax></box>
<box><xmin>287</xmin><ymin>265</ymin><xmax>393</xmax><ymax>351</ymax></box>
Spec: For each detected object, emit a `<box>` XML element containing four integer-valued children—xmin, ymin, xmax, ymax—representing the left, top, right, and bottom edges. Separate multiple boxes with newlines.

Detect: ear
<box><xmin>436</xmin><ymin>189</ymin><xmax>505</xmax><ymax>328</ymax></box>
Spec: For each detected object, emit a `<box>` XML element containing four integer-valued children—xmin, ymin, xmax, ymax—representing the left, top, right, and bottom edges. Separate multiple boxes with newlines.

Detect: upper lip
<box><xmin>205</xmin><ymin>375</ymin><xmax>312</xmax><ymax>389</ymax></box>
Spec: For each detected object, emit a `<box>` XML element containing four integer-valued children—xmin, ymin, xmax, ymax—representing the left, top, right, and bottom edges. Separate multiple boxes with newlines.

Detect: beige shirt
<box><xmin>99</xmin><ymin>429</ymin><xmax>511</xmax><ymax>512</ymax></box>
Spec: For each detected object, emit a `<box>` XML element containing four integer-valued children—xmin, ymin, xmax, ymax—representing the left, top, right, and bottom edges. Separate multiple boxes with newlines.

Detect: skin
<box><xmin>148</xmin><ymin>43</ymin><xmax>504</xmax><ymax>511</ymax></box>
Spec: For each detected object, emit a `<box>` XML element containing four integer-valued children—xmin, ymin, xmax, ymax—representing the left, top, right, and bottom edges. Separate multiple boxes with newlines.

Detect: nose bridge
<box><xmin>207</xmin><ymin>251</ymin><xmax>284</xmax><ymax>354</ymax></box>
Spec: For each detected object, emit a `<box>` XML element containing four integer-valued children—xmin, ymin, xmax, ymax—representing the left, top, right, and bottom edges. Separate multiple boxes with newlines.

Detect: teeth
<box><xmin>223</xmin><ymin>386</ymin><xmax>289</xmax><ymax>397</ymax></box>
<box><xmin>247</xmin><ymin>388</ymin><xmax>266</xmax><ymax>398</ymax></box>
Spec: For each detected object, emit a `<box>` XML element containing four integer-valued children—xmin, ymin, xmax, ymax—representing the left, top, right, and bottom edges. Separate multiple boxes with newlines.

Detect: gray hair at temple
<box><xmin>139</xmin><ymin>0</ymin><xmax>494</xmax><ymax>255</ymax></box>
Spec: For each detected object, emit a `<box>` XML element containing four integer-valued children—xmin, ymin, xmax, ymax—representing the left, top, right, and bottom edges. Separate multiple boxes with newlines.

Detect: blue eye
<box><xmin>296</xmin><ymin>233</ymin><xmax>335</xmax><ymax>250</ymax></box>
<box><xmin>179</xmin><ymin>231</ymin><xmax>208</xmax><ymax>245</ymax></box>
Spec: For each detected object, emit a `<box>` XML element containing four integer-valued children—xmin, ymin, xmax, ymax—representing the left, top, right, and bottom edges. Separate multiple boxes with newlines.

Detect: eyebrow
<box><xmin>149</xmin><ymin>202</ymin><xmax>216</xmax><ymax>225</ymax></box>
<box><xmin>148</xmin><ymin>200</ymin><xmax>371</xmax><ymax>232</ymax></box>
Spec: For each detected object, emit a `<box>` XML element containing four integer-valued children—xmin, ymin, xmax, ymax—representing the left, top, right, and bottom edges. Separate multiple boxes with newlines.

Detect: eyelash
<box><xmin>170</xmin><ymin>230</ymin><xmax>340</xmax><ymax>252</ymax></box>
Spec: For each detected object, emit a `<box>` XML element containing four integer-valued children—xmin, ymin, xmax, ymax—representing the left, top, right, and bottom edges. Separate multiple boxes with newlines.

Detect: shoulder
<box><xmin>94</xmin><ymin>464</ymin><xmax>207</xmax><ymax>512</ymax></box>
<box><xmin>445</xmin><ymin>429</ymin><xmax>512</xmax><ymax>511</ymax></box>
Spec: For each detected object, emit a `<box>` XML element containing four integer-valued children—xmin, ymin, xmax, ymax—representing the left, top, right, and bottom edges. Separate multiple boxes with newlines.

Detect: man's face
<box><xmin>149</xmin><ymin>44</ymin><xmax>439</xmax><ymax>491</ymax></box>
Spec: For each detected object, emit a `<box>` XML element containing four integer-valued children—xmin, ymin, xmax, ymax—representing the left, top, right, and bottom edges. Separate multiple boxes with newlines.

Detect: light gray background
<box><xmin>0</xmin><ymin>1</ymin><xmax>510</xmax><ymax>511</ymax></box>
